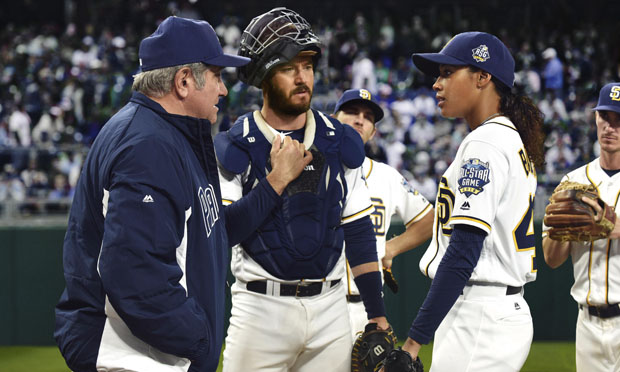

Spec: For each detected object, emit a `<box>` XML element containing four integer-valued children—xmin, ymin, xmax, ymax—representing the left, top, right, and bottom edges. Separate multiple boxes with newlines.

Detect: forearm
<box><xmin>385</xmin><ymin>211</ymin><xmax>434</xmax><ymax>260</ymax></box>
<box><xmin>224</xmin><ymin>178</ymin><xmax>282</xmax><ymax>246</ymax></box>
<box><xmin>542</xmin><ymin>236</ymin><xmax>570</xmax><ymax>268</ymax></box>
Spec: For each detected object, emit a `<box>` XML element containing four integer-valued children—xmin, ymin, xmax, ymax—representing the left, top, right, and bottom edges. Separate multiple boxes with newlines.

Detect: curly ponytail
<box><xmin>493</xmin><ymin>77</ymin><xmax>546</xmax><ymax>169</ymax></box>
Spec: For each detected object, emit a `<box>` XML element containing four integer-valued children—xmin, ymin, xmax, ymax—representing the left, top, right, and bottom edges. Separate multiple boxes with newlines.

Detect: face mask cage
<box><xmin>240</xmin><ymin>7</ymin><xmax>321</xmax><ymax>58</ymax></box>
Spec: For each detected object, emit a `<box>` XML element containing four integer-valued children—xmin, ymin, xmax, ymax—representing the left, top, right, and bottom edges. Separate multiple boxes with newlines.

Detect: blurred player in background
<box><xmin>332</xmin><ymin>88</ymin><xmax>434</xmax><ymax>340</ymax></box>
<box><xmin>542</xmin><ymin>82</ymin><xmax>620</xmax><ymax>372</ymax></box>
<box><xmin>394</xmin><ymin>31</ymin><xmax>545</xmax><ymax>371</ymax></box>
<box><xmin>54</xmin><ymin>17</ymin><xmax>249</xmax><ymax>371</ymax></box>
<box><xmin>214</xmin><ymin>8</ymin><xmax>389</xmax><ymax>371</ymax></box>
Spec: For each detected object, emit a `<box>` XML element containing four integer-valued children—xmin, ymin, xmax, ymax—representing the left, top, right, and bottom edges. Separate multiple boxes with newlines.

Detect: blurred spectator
<box><xmin>351</xmin><ymin>50</ymin><xmax>377</xmax><ymax>93</ymax></box>
<box><xmin>407</xmin><ymin>114</ymin><xmax>435</xmax><ymax>149</ymax></box>
<box><xmin>8</xmin><ymin>103</ymin><xmax>31</xmax><ymax>147</ymax></box>
<box><xmin>542</xmin><ymin>47</ymin><xmax>564</xmax><ymax>96</ymax></box>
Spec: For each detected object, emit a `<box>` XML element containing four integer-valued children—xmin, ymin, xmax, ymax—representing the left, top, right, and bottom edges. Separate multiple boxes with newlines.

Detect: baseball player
<box><xmin>394</xmin><ymin>32</ymin><xmax>546</xmax><ymax>371</ymax></box>
<box><xmin>542</xmin><ymin>82</ymin><xmax>620</xmax><ymax>372</ymax></box>
<box><xmin>214</xmin><ymin>8</ymin><xmax>389</xmax><ymax>371</ymax></box>
<box><xmin>332</xmin><ymin>88</ymin><xmax>434</xmax><ymax>341</ymax></box>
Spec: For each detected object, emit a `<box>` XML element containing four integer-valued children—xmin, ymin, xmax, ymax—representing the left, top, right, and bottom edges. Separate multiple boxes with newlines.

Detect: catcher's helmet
<box><xmin>238</xmin><ymin>7</ymin><xmax>322</xmax><ymax>88</ymax></box>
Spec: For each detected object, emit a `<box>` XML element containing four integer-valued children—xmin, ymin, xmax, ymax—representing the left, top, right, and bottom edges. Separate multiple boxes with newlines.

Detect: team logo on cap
<box><xmin>458</xmin><ymin>158</ymin><xmax>490</xmax><ymax>197</ymax></box>
<box><xmin>611</xmin><ymin>86</ymin><xmax>620</xmax><ymax>101</ymax></box>
<box><xmin>472</xmin><ymin>45</ymin><xmax>490</xmax><ymax>63</ymax></box>
<box><xmin>359</xmin><ymin>89</ymin><xmax>372</xmax><ymax>100</ymax></box>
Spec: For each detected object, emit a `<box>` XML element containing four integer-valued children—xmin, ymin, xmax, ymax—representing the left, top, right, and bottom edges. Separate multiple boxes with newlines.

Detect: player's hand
<box><xmin>382</xmin><ymin>244</ymin><xmax>395</xmax><ymax>269</ymax></box>
<box><xmin>401</xmin><ymin>337</ymin><xmax>422</xmax><ymax>359</ymax></box>
<box><xmin>581</xmin><ymin>194</ymin><xmax>620</xmax><ymax>239</ymax></box>
<box><xmin>266</xmin><ymin>135</ymin><xmax>312</xmax><ymax>194</ymax></box>
<box><xmin>368</xmin><ymin>316</ymin><xmax>389</xmax><ymax>331</ymax></box>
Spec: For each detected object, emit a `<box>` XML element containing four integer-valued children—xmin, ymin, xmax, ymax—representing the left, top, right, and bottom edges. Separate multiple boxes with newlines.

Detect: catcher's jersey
<box><xmin>419</xmin><ymin>116</ymin><xmax>538</xmax><ymax>286</ymax></box>
<box><xmin>219</xmin><ymin>111</ymin><xmax>372</xmax><ymax>283</ymax></box>
<box><xmin>346</xmin><ymin>157</ymin><xmax>432</xmax><ymax>295</ymax></box>
<box><xmin>543</xmin><ymin>159</ymin><xmax>620</xmax><ymax>306</ymax></box>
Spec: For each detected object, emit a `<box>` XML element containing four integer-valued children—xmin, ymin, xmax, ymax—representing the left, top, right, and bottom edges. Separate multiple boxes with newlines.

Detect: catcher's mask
<box><xmin>238</xmin><ymin>7</ymin><xmax>322</xmax><ymax>88</ymax></box>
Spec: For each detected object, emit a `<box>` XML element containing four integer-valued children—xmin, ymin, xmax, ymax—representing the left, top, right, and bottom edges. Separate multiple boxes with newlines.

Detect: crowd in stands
<box><xmin>1</xmin><ymin>2</ymin><xmax>619</xmax><ymax>218</ymax></box>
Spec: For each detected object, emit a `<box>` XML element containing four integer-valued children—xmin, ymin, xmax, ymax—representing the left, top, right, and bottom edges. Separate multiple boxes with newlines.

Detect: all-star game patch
<box><xmin>458</xmin><ymin>158</ymin><xmax>490</xmax><ymax>197</ymax></box>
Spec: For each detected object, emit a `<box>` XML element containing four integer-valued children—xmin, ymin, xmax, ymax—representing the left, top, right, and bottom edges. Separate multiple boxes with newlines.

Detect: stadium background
<box><xmin>1</xmin><ymin>0</ymin><xmax>619</xmax><ymax>370</ymax></box>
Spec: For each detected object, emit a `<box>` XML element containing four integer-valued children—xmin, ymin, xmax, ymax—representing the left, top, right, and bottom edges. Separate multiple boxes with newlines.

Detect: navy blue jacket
<box><xmin>54</xmin><ymin>92</ymin><xmax>228</xmax><ymax>372</ymax></box>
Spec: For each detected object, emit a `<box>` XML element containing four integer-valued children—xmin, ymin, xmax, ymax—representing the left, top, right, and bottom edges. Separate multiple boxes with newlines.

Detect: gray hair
<box><xmin>132</xmin><ymin>62</ymin><xmax>209</xmax><ymax>98</ymax></box>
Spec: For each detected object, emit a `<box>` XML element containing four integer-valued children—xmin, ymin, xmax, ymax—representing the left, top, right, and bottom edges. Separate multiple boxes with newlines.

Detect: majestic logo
<box><xmin>460</xmin><ymin>201</ymin><xmax>471</xmax><ymax>210</ymax></box>
<box><xmin>264</xmin><ymin>57</ymin><xmax>281</xmax><ymax>70</ymax></box>
<box><xmin>359</xmin><ymin>89</ymin><xmax>372</xmax><ymax>100</ymax></box>
<box><xmin>198</xmin><ymin>185</ymin><xmax>220</xmax><ymax>237</ymax></box>
<box><xmin>458</xmin><ymin>158</ymin><xmax>491</xmax><ymax>197</ymax></box>
<box><xmin>142</xmin><ymin>194</ymin><xmax>154</xmax><ymax>203</ymax></box>
<box><xmin>611</xmin><ymin>86</ymin><xmax>620</xmax><ymax>101</ymax></box>
<box><xmin>472</xmin><ymin>45</ymin><xmax>490</xmax><ymax>62</ymax></box>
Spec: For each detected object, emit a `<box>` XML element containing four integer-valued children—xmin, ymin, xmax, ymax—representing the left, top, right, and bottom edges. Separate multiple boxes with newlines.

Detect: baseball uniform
<box><xmin>346</xmin><ymin>157</ymin><xmax>432</xmax><ymax>340</ymax></box>
<box><xmin>543</xmin><ymin>159</ymin><xmax>620</xmax><ymax>372</ymax></box>
<box><xmin>418</xmin><ymin>116</ymin><xmax>537</xmax><ymax>371</ymax></box>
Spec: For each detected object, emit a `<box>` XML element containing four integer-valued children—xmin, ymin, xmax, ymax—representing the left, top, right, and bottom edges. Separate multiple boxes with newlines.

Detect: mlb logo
<box><xmin>472</xmin><ymin>45</ymin><xmax>490</xmax><ymax>62</ymax></box>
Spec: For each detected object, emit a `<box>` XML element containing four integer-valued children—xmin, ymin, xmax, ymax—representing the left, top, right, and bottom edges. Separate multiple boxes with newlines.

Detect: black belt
<box><xmin>462</xmin><ymin>284</ymin><xmax>522</xmax><ymax>296</ymax></box>
<box><xmin>347</xmin><ymin>294</ymin><xmax>362</xmax><ymax>303</ymax></box>
<box><xmin>246</xmin><ymin>279</ymin><xmax>341</xmax><ymax>297</ymax></box>
<box><xmin>581</xmin><ymin>304</ymin><xmax>620</xmax><ymax>319</ymax></box>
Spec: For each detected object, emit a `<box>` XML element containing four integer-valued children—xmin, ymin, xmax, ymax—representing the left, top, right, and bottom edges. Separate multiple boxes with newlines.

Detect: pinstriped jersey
<box><xmin>543</xmin><ymin>159</ymin><xmax>620</xmax><ymax>306</ymax></box>
<box><xmin>419</xmin><ymin>116</ymin><xmax>538</xmax><ymax>286</ymax></box>
<box><xmin>346</xmin><ymin>157</ymin><xmax>433</xmax><ymax>295</ymax></box>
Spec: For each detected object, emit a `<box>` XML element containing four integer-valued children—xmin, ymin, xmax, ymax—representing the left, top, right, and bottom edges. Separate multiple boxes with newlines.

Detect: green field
<box><xmin>0</xmin><ymin>342</ymin><xmax>576</xmax><ymax>372</ymax></box>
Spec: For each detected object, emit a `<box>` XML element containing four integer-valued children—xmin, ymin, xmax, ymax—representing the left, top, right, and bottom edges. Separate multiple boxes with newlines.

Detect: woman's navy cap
<box><xmin>139</xmin><ymin>16</ymin><xmax>250</xmax><ymax>72</ymax></box>
<box><xmin>412</xmin><ymin>31</ymin><xmax>515</xmax><ymax>88</ymax></box>
<box><xmin>334</xmin><ymin>89</ymin><xmax>384</xmax><ymax>123</ymax></box>
<box><xmin>592</xmin><ymin>83</ymin><xmax>620</xmax><ymax>114</ymax></box>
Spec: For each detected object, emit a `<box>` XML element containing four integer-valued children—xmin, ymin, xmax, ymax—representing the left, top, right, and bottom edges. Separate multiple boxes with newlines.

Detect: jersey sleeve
<box><xmin>217</xmin><ymin>163</ymin><xmax>248</xmax><ymax>205</ymax></box>
<box><xmin>447</xmin><ymin>140</ymin><xmax>508</xmax><ymax>234</ymax></box>
<box><xmin>389</xmin><ymin>168</ymin><xmax>433</xmax><ymax>226</ymax></box>
<box><xmin>341</xmin><ymin>166</ymin><xmax>373</xmax><ymax>224</ymax></box>
<box><xmin>99</xmin><ymin>138</ymin><xmax>208</xmax><ymax>360</ymax></box>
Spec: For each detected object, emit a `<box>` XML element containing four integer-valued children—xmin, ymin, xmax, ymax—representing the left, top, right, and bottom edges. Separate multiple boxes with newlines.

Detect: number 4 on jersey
<box><xmin>512</xmin><ymin>194</ymin><xmax>537</xmax><ymax>272</ymax></box>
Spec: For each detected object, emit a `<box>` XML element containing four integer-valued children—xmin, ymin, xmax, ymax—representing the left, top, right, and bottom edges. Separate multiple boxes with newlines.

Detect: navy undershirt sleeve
<box><xmin>408</xmin><ymin>224</ymin><xmax>486</xmax><ymax>344</ymax></box>
<box><xmin>223</xmin><ymin>178</ymin><xmax>282</xmax><ymax>246</ymax></box>
<box><xmin>343</xmin><ymin>216</ymin><xmax>377</xmax><ymax>267</ymax></box>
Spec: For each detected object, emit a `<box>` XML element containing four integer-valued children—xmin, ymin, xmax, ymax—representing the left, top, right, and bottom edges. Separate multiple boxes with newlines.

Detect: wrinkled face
<box><xmin>263</xmin><ymin>54</ymin><xmax>314</xmax><ymax>116</ymax></box>
<box><xmin>334</xmin><ymin>102</ymin><xmax>376</xmax><ymax>144</ymax></box>
<box><xmin>596</xmin><ymin>110</ymin><xmax>620</xmax><ymax>154</ymax></box>
<box><xmin>432</xmin><ymin>65</ymin><xmax>479</xmax><ymax>120</ymax></box>
<box><xmin>186</xmin><ymin>66</ymin><xmax>228</xmax><ymax>123</ymax></box>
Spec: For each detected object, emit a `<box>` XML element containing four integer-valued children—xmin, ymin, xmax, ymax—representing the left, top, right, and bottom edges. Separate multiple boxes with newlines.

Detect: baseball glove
<box><xmin>383</xmin><ymin>267</ymin><xmax>399</xmax><ymax>293</ymax></box>
<box><xmin>544</xmin><ymin>181</ymin><xmax>616</xmax><ymax>242</ymax></box>
<box><xmin>383</xmin><ymin>348</ymin><xmax>424</xmax><ymax>372</ymax></box>
<box><xmin>351</xmin><ymin>323</ymin><xmax>397</xmax><ymax>372</ymax></box>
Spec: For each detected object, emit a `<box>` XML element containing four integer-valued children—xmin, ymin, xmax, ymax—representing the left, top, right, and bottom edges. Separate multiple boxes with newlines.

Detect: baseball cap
<box><xmin>334</xmin><ymin>89</ymin><xmax>384</xmax><ymax>123</ymax></box>
<box><xmin>592</xmin><ymin>82</ymin><xmax>620</xmax><ymax>114</ymax></box>
<box><xmin>412</xmin><ymin>31</ymin><xmax>515</xmax><ymax>88</ymax></box>
<box><xmin>139</xmin><ymin>16</ymin><xmax>250</xmax><ymax>72</ymax></box>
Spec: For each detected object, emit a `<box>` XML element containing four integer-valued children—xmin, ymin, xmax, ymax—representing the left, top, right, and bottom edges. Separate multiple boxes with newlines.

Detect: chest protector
<box><xmin>219</xmin><ymin>110</ymin><xmax>364</xmax><ymax>280</ymax></box>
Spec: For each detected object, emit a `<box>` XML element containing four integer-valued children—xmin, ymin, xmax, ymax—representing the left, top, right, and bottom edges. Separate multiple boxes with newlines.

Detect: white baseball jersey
<box><xmin>543</xmin><ymin>158</ymin><xmax>620</xmax><ymax>307</ymax></box>
<box><xmin>345</xmin><ymin>157</ymin><xmax>432</xmax><ymax>296</ymax></box>
<box><xmin>419</xmin><ymin>116</ymin><xmax>538</xmax><ymax>286</ymax></box>
<box><xmin>219</xmin><ymin>110</ymin><xmax>373</xmax><ymax>284</ymax></box>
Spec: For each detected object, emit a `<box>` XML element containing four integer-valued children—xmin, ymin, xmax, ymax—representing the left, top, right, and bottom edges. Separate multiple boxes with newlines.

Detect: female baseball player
<box><xmin>391</xmin><ymin>32</ymin><xmax>545</xmax><ymax>372</ymax></box>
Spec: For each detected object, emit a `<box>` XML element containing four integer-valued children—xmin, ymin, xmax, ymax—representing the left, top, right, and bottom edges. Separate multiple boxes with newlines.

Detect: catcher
<box><xmin>542</xmin><ymin>82</ymin><xmax>620</xmax><ymax>372</ymax></box>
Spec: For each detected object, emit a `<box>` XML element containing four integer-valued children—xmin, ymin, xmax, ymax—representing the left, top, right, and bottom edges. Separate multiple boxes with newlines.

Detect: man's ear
<box><xmin>174</xmin><ymin>67</ymin><xmax>192</xmax><ymax>98</ymax></box>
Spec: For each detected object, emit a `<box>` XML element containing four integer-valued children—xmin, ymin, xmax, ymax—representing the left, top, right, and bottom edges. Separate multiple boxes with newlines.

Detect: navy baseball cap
<box><xmin>334</xmin><ymin>89</ymin><xmax>384</xmax><ymax>123</ymax></box>
<box><xmin>412</xmin><ymin>31</ymin><xmax>515</xmax><ymax>88</ymax></box>
<box><xmin>139</xmin><ymin>16</ymin><xmax>250</xmax><ymax>72</ymax></box>
<box><xmin>592</xmin><ymin>82</ymin><xmax>620</xmax><ymax>114</ymax></box>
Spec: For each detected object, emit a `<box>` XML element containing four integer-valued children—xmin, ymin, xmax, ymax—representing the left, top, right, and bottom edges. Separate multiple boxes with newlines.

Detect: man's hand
<box><xmin>266</xmin><ymin>135</ymin><xmax>312</xmax><ymax>194</ymax></box>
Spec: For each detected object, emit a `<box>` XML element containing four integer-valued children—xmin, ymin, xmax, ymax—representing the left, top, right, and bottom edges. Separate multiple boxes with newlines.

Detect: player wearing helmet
<box><xmin>214</xmin><ymin>8</ymin><xmax>389</xmax><ymax>372</ymax></box>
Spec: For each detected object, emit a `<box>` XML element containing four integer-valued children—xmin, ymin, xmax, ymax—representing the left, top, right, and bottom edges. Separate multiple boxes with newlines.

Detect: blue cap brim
<box><xmin>592</xmin><ymin>105</ymin><xmax>620</xmax><ymax>114</ymax></box>
<box><xmin>205</xmin><ymin>53</ymin><xmax>250</xmax><ymax>67</ymax></box>
<box><xmin>412</xmin><ymin>53</ymin><xmax>468</xmax><ymax>77</ymax></box>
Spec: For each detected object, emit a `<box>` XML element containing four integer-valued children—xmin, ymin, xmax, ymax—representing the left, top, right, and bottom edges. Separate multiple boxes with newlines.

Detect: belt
<box><xmin>347</xmin><ymin>294</ymin><xmax>362</xmax><ymax>303</ymax></box>
<box><xmin>462</xmin><ymin>283</ymin><xmax>522</xmax><ymax>296</ymax></box>
<box><xmin>246</xmin><ymin>279</ymin><xmax>341</xmax><ymax>297</ymax></box>
<box><xmin>581</xmin><ymin>304</ymin><xmax>620</xmax><ymax>319</ymax></box>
